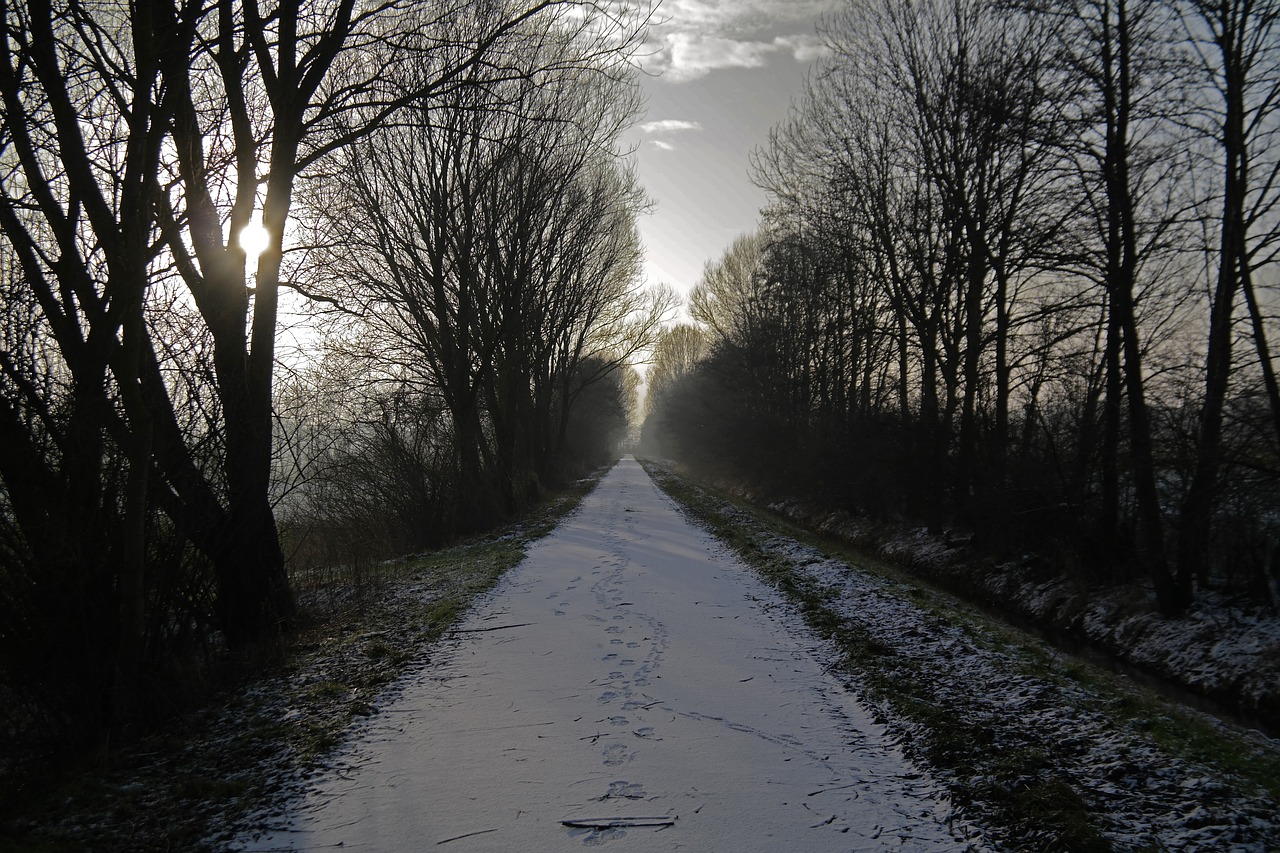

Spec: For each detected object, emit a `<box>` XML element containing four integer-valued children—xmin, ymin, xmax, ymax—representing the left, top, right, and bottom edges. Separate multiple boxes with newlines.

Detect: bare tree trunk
<box><xmin>1101</xmin><ymin>299</ymin><xmax>1123</xmax><ymax>546</ymax></box>
<box><xmin>1240</xmin><ymin>269</ymin><xmax>1280</xmax><ymax>445</ymax></box>
<box><xmin>1106</xmin><ymin>0</ymin><xmax>1179</xmax><ymax>611</ymax></box>
<box><xmin>112</xmin><ymin>276</ymin><xmax>153</xmax><ymax>724</ymax></box>
<box><xmin>959</xmin><ymin>245</ymin><xmax>985</xmax><ymax>515</ymax></box>
<box><xmin>993</xmin><ymin>269</ymin><xmax>1011</xmax><ymax>493</ymax></box>
<box><xmin>1114</xmin><ymin>279</ymin><xmax>1177</xmax><ymax>611</ymax></box>
<box><xmin>1176</xmin><ymin>0</ymin><xmax>1255</xmax><ymax>600</ymax></box>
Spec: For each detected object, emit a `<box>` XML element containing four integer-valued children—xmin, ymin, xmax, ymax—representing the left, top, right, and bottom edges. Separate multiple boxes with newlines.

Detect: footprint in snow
<box><xmin>576</xmin><ymin>827</ymin><xmax>626</xmax><ymax>846</ymax></box>
<box><xmin>602</xmin><ymin>743</ymin><xmax>632</xmax><ymax>766</ymax></box>
<box><xmin>600</xmin><ymin>781</ymin><xmax>646</xmax><ymax>800</ymax></box>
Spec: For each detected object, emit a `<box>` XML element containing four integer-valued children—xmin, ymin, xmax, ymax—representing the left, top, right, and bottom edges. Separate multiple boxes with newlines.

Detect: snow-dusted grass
<box><xmin>643</xmin><ymin>459</ymin><xmax>1280</xmax><ymax>851</ymax></box>
<box><xmin>772</xmin><ymin>499</ymin><xmax>1280</xmax><ymax>732</ymax></box>
<box><xmin>12</xmin><ymin>460</ymin><xmax>1275</xmax><ymax>852</ymax></box>
<box><xmin>234</xmin><ymin>457</ymin><xmax>985</xmax><ymax>851</ymax></box>
<box><xmin>0</xmin><ymin>477</ymin><xmax>600</xmax><ymax>853</ymax></box>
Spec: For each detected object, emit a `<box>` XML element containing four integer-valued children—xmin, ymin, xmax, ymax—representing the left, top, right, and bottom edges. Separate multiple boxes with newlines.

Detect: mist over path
<box><xmin>239</xmin><ymin>457</ymin><xmax>975</xmax><ymax>851</ymax></box>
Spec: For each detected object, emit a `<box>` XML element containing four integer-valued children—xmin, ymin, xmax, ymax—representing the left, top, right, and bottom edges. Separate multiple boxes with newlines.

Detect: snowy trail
<box><xmin>237</xmin><ymin>458</ymin><xmax>975</xmax><ymax>851</ymax></box>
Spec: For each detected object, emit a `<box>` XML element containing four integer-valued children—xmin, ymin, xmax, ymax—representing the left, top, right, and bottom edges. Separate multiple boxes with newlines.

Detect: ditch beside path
<box><xmin>235</xmin><ymin>457</ymin><xmax>981</xmax><ymax>852</ymax></box>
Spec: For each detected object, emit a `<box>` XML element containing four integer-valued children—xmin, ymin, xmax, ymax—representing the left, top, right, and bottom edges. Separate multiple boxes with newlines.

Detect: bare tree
<box><xmin>1017</xmin><ymin>0</ymin><xmax>1196</xmax><ymax>609</ymax></box>
<box><xmin>688</xmin><ymin>233</ymin><xmax>766</xmax><ymax>341</ymax></box>
<box><xmin>1175</xmin><ymin>0</ymin><xmax>1280</xmax><ymax>596</ymax></box>
<box><xmin>644</xmin><ymin>324</ymin><xmax>708</xmax><ymax>421</ymax></box>
<box><xmin>652</xmin><ymin>0</ymin><xmax>1277</xmax><ymax>613</ymax></box>
<box><xmin>0</xmin><ymin>0</ymin><xmax>183</xmax><ymax>718</ymax></box>
<box><xmin>0</xmin><ymin>0</ymin><xmax>653</xmax><ymax>749</ymax></box>
<box><xmin>302</xmin><ymin>9</ymin><xmax>655</xmax><ymax>524</ymax></box>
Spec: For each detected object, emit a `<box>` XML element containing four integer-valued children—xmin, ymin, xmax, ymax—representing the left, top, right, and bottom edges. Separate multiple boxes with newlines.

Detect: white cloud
<box><xmin>665</xmin><ymin>33</ymin><xmax>775</xmax><ymax>81</ymax></box>
<box><xmin>640</xmin><ymin>119</ymin><xmax>705</xmax><ymax>134</ymax></box>
<box><xmin>772</xmin><ymin>33</ymin><xmax>829</xmax><ymax>64</ymax></box>
<box><xmin>651</xmin><ymin>0</ymin><xmax>836</xmax><ymax>36</ymax></box>
<box><xmin>637</xmin><ymin>0</ymin><xmax>838</xmax><ymax>82</ymax></box>
<box><xmin>640</xmin><ymin>119</ymin><xmax>702</xmax><ymax>152</ymax></box>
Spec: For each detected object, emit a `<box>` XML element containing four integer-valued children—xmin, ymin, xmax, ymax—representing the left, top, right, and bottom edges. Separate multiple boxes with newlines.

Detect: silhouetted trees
<box><xmin>1175</xmin><ymin>0</ymin><xmax>1280</xmax><ymax>602</ymax></box>
<box><xmin>0</xmin><ymin>0</ymin><xmax>652</xmax><ymax>748</ymax></box>
<box><xmin>296</xmin><ymin>27</ymin><xmax>664</xmax><ymax>534</ymax></box>
<box><xmin>645</xmin><ymin>0</ymin><xmax>1280</xmax><ymax>614</ymax></box>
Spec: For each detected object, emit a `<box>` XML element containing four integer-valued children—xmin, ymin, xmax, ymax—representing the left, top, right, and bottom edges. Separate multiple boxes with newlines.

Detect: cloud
<box><xmin>638</xmin><ymin>0</ymin><xmax>838</xmax><ymax>82</ymax></box>
<box><xmin>650</xmin><ymin>0</ymin><xmax>836</xmax><ymax>36</ymax></box>
<box><xmin>644</xmin><ymin>33</ymin><xmax>829</xmax><ymax>82</ymax></box>
<box><xmin>772</xmin><ymin>33</ymin><xmax>829</xmax><ymax>64</ymax></box>
<box><xmin>664</xmin><ymin>33</ymin><xmax>775</xmax><ymax>81</ymax></box>
<box><xmin>640</xmin><ymin>119</ymin><xmax>704</xmax><ymax>134</ymax></box>
<box><xmin>640</xmin><ymin>118</ymin><xmax>702</xmax><ymax>152</ymax></box>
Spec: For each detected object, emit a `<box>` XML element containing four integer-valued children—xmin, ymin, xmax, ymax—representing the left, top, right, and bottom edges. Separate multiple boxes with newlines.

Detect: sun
<box><xmin>237</xmin><ymin>219</ymin><xmax>271</xmax><ymax>257</ymax></box>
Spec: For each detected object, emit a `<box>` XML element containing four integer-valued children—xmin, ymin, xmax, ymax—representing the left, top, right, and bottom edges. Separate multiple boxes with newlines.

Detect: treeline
<box><xmin>0</xmin><ymin>0</ymin><xmax>654</xmax><ymax>753</ymax></box>
<box><xmin>643</xmin><ymin>0</ymin><xmax>1279</xmax><ymax>616</ymax></box>
<box><xmin>276</xmin><ymin>22</ymin><xmax>665</xmax><ymax>568</ymax></box>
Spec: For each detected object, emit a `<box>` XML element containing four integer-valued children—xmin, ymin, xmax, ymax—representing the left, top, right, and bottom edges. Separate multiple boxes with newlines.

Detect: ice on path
<box><xmin>236</xmin><ymin>457</ymin><xmax>976</xmax><ymax>851</ymax></box>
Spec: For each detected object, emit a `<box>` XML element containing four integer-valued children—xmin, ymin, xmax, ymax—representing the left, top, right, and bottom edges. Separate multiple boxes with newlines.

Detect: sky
<box><xmin>623</xmin><ymin>0</ymin><xmax>838</xmax><ymax>302</ymax></box>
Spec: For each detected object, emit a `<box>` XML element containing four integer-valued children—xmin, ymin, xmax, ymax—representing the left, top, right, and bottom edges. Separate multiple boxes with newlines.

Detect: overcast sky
<box><xmin>623</xmin><ymin>0</ymin><xmax>838</xmax><ymax>303</ymax></box>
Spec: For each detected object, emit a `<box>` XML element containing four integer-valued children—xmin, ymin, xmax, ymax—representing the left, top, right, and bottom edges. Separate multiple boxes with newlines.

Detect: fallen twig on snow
<box><xmin>561</xmin><ymin>816</ymin><xmax>677</xmax><ymax>829</ymax></box>
<box><xmin>451</xmin><ymin>622</ymin><xmax>534</xmax><ymax>633</ymax></box>
<box><xmin>436</xmin><ymin>827</ymin><xmax>499</xmax><ymax>844</ymax></box>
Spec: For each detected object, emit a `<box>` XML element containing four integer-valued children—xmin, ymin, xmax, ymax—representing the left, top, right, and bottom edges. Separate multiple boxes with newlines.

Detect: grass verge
<box><xmin>642</xmin><ymin>458</ymin><xmax>1279</xmax><ymax>851</ymax></box>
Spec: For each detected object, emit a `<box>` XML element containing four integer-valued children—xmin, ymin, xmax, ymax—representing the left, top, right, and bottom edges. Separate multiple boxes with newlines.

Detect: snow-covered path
<box><xmin>238</xmin><ymin>458</ymin><xmax>975</xmax><ymax>851</ymax></box>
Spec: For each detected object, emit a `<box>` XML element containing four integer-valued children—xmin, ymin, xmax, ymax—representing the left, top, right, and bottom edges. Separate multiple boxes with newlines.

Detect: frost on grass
<box><xmin>651</xmin><ymin>466</ymin><xmax>1280</xmax><ymax>852</ymax></box>
<box><xmin>767</xmin><ymin>498</ymin><xmax>1280</xmax><ymax>730</ymax></box>
<box><xmin>234</xmin><ymin>457</ymin><xmax>982</xmax><ymax>852</ymax></box>
<box><xmin>2</xmin><ymin>484</ymin><xmax>593</xmax><ymax>852</ymax></box>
